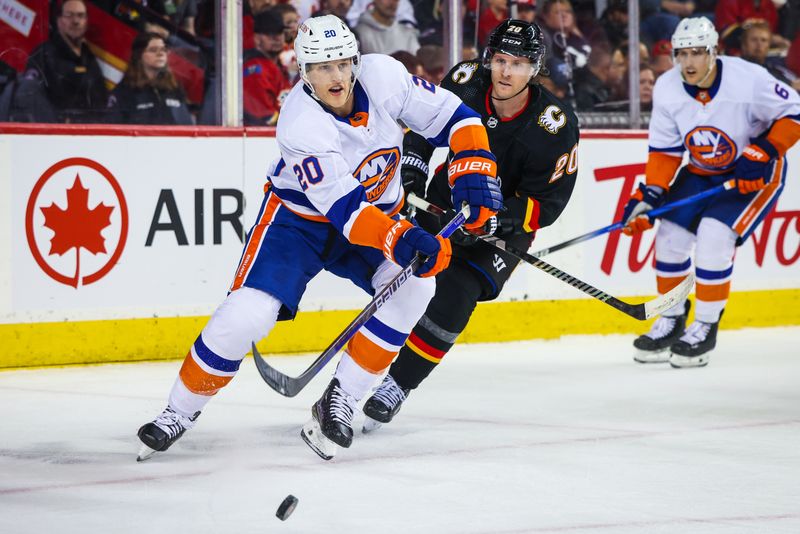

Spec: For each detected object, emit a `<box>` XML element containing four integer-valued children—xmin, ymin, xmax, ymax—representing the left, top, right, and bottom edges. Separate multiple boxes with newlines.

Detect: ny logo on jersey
<box><xmin>353</xmin><ymin>148</ymin><xmax>401</xmax><ymax>202</ymax></box>
<box><xmin>493</xmin><ymin>254</ymin><xmax>506</xmax><ymax>272</ymax></box>
<box><xmin>685</xmin><ymin>126</ymin><xmax>737</xmax><ymax>169</ymax></box>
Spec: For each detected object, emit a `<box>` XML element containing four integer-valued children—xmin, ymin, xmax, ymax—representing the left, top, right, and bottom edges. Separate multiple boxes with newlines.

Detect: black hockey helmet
<box><xmin>482</xmin><ymin>19</ymin><xmax>547</xmax><ymax>77</ymax></box>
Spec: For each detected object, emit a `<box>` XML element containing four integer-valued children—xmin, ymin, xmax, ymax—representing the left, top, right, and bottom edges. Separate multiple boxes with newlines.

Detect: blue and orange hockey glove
<box><xmin>734</xmin><ymin>138</ymin><xmax>778</xmax><ymax>194</ymax></box>
<box><xmin>622</xmin><ymin>183</ymin><xmax>665</xmax><ymax>236</ymax></box>
<box><xmin>383</xmin><ymin>219</ymin><xmax>451</xmax><ymax>277</ymax></box>
<box><xmin>448</xmin><ymin>149</ymin><xmax>503</xmax><ymax>230</ymax></box>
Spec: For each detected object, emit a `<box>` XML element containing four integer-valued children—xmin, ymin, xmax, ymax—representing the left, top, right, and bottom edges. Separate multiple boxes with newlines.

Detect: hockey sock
<box><xmin>169</xmin><ymin>287</ymin><xmax>281</xmax><ymax>415</ymax></box>
<box><xmin>390</xmin><ymin>262</ymin><xmax>482</xmax><ymax>390</ymax></box>
<box><xmin>694</xmin><ymin>217</ymin><xmax>736</xmax><ymax>323</ymax></box>
<box><xmin>654</xmin><ymin>220</ymin><xmax>695</xmax><ymax>317</ymax></box>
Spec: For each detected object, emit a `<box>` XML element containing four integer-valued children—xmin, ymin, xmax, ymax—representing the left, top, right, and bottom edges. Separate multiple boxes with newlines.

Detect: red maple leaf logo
<box><xmin>40</xmin><ymin>174</ymin><xmax>114</xmax><ymax>287</ymax></box>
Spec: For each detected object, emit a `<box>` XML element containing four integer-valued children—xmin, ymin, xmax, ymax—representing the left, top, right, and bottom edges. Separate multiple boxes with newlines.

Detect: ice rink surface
<box><xmin>1</xmin><ymin>327</ymin><xmax>799</xmax><ymax>534</ymax></box>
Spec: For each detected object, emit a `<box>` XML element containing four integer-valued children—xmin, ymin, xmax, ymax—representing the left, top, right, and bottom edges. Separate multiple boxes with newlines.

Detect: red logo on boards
<box><xmin>25</xmin><ymin>158</ymin><xmax>129</xmax><ymax>288</ymax></box>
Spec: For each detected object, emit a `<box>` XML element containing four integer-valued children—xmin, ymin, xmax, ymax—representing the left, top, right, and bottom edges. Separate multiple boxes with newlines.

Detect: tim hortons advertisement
<box><xmin>0</xmin><ymin>133</ymin><xmax>798</xmax><ymax>325</ymax></box>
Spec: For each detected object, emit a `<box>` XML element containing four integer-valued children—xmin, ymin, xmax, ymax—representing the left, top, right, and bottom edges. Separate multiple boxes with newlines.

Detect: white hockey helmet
<box><xmin>294</xmin><ymin>15</ymin><xmax>361</xmax><ymax>91</ymax></box>
<box><xmin>671</xmin><ymin>16</ymin><xmax>718</xmax><ymax>52</ymax></box>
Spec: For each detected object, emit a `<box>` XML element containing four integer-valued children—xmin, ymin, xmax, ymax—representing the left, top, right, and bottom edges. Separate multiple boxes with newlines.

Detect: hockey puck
<box><xmin>276</xmin><ymin>495</ymin><xmax>298</xmax><ymax>521</ymax></box>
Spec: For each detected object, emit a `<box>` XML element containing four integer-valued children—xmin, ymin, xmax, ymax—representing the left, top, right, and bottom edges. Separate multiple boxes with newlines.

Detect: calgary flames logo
<box><xmin>538</xmin><ymin>105</ymin><xmax>566</xmax><ymax>134</ymax></box>
<box><xmin>353</xmin><ymin>148</ymin><xmax>401</xmax><ymax>202</ymax></box>
<box><xmin>685</xmin><ymin>126</ymin><xmax>737</xmax><ymax>169</ymax></box>
<box><xmin>25</xmin><ymin>158</ymin><xmax>128</xmax><ymax>288</ymax></box>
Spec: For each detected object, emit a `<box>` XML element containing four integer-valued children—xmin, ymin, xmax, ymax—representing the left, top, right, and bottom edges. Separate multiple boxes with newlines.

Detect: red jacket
<box><xmin>243</xmin><ymin>50</ymin><xmax>292</xmax><ymax>126</ymax></box>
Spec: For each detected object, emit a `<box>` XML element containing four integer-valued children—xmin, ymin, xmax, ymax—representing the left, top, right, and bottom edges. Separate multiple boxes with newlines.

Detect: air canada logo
<box><xmin>25</xmin><ymin>158</ymin><xmax>129</xmax><ymax>288</ymax></box>
<box><xmin>353</xmin><ymin>147</ymin><xmax>401</xmax><ymax>202</ymax></box>
<box><xmin>685</xmin><ymin>126</ymin><xmax>737</xmax><ymax>169</ymax></box>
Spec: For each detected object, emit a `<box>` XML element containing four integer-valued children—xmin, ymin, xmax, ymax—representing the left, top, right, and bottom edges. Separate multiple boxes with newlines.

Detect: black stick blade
<box><xmin>252</xmin><ymin>342</ymin><xmax>300</xmax><ymax>397</ymax></box>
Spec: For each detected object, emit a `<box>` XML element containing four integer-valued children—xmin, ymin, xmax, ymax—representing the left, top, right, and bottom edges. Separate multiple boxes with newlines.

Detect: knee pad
<box><xmin>655</xmin><ymin>219</ymin><xmax>695</xmax><ymax>264</ymax></box>
<box><xmin>202</xmin><ymin>287</ymin><xmax>282</xmax><ymax>360</ymax></box>
<box><xmin>695</xmin><ymin>217</ymin><xmax>737</xmax><ymax>271</ymax></box>
<box><xmin>371</xmin><ymin>260</ymin><xmax>436</xmax><ymax>332</ymax></box>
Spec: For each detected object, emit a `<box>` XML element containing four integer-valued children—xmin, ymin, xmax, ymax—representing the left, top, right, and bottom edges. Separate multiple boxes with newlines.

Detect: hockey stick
<box><xmin>252</xmin><ymin>205</ymin><xmax>471</xmax><ymax>397</ymax></box>
<box><xmin>530</xmin><ymin>179</ymin><xmax>736</xmax><ymax>258</ymax></box>
<box><xmin>407</xmin><ymin>194</ymin><xmax>694</xmax><ymax>321</ymax></box>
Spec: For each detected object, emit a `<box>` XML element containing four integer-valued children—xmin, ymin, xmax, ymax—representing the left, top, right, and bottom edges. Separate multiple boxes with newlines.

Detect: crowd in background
<box><xmin>1</xmin><ymin>0</ymin><xmax>799</xmax><ymax>126</ymax></box>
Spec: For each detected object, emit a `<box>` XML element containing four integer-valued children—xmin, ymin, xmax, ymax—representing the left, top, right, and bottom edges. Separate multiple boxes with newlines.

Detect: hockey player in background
<box><xmin>362</xmin><ymin>20</ymin><xmax>580</xmax><ymax>430</ymax></box>
<box><xmin>136</xmin><ymin>15</ymin><xmax>502</xmax><ymax>461</ymax></box>
<box><xmin>623</xmin><ymin>17</ymin><xmax>800</xmax><ymax>368</ymax></box>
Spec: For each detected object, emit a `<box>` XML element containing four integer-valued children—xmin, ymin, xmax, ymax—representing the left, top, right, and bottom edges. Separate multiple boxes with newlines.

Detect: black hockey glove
<box><xmin>493</xmin><ymin>196</ymin><xmax>527</xmax><ymax>238</ymax></box>
<box><xmin>400</xmin><ymin>150</ymin><xmax>429</xmax><ymax>213</ymax></box>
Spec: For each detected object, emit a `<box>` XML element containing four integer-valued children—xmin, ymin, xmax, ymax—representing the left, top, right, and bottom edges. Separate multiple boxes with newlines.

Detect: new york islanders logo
<box><xmin>353</xmin><ymin>148</ymin><xmax>401</xmax><ymax>202</ymax></box>
<box><xmin>685</xmin><ymin>126</ymin><xmax>737</xmax><ymax>169</ymax></box>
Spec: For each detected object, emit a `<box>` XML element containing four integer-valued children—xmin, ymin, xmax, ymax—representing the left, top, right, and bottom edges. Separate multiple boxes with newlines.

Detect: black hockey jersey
<box><xmin>405</xmin><ymin>61</ymin><xmax>580</xmax><ymax>235</ymax></box>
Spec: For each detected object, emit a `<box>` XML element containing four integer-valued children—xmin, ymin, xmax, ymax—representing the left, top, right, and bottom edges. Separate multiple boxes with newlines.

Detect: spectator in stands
<box><xmin>314</xmin><ymin>0</ymin><xmax>353</xmax><ymax>21</ymax></box>
<box><xmin>573</xmin><ymin>43</ymin><xmax>614</xmax><ymax>110</ymax></box>
<box><xmin>154</xmin><ymin>0</ymin><xmax>198</xmax><ymax>35</ymax></box>
<box><xmin>273</xmin><ymin>3</ymin><xmax>300</xmax><ymax>83</ymax></box>
<box><xmin>650</xmin><ymin>39</ymin><xmax>674</xmax><ymax>78</ymax></box>
<box><xmin>640</xmin><ymin>0</ymin><xmax>694</xmax><ymax>44</ymax></box>
<box><xmin>639</xmin><ymin>63</ymin><xmax>656</xmax><ymax>110</ymax></box>
<box><xmin>244</xmin><ymin>0</ymin><xmax>277</xmax><ymax>50</ymax></box>
<box><xmin>715</xmin><ymin>0</ymin><xmax>790</xmax><ymax>52</ymax></box>
<box><xmin>740</xmin><ymin>20</ymin><xmax>800</xmax><ymax>91</ymax></box>
<box><xmin>789</xmin><ymin>32</ymin><xmax>800</xmax><ymax>78</ymax></box>
<box><xmin>589</xmin><ymin>0</ymin><xmax>628</xmax><ymax>48</ymax></box>
<box><xmin>25</xmin><ymin>0</ymin><xmax>108</xmax><ymax>123</ymax></box>
<box><xmin>416</xmin><ymin>44</ymin><xmax>446</xmax><ymax>84</ymax></box>
<box><xmin>390</xmin><ymin>50</ymin><xmax>425</xmax><ymax>77</ymax></box>
<box><xmin>539</xmin><ymin>0</ymin><xmax>592</xmax><ymax>71</ymax></box>
<box><xmin>477</xmin><ymin>0</ymin><xmax>508</xmax><ymax>47</ymax></box>
<box><xmin>242</xmin><ymin>9</ymin><xmax>291</xmax><ymax>126</ymax></box>
<box><xmin>0</xmin><ymin>60</ymin><xmax>16</xmax><ymax>121</ymax></box>
<box><xmin>107</xmin><ymin>32</ymin><xmax>193</xmax><ymax>124</ymax></box>
<box><xmin>516</xmin><ymin>0</ymin><xmax>536</xmax><ymax>23</ymax></box>
<box><xmin>354</xmin><ymin>0</ymin><xmax>420</xmax><ymax>55</ymax></box>
<box><xmin>347</xmin><ymin>0</ymin><xmax>416</xmax><ymax>29</ymax></box>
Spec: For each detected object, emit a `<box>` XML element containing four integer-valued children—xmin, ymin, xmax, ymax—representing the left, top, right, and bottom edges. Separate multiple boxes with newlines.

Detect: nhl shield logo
<box><xmin>486</xmin><ymin>117</ymin><xmax>498</xmax><ymax>129</ymax></box>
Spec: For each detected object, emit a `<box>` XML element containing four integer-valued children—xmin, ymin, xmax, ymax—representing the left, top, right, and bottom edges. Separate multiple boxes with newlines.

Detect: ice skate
<box><xmin>301</xmin><ymin>378</ymin><xmax>357</xmax><ymax>460</ymax></box>
<box><xmin>362</xmin><ymin>374</ymin><xmax>410</xmax><ymax>433</ymax></box>
<box><xmin>137</xmin><ymin>406</ymin><xmax>200</xmax><ymax>461</ymax></box>
<box><xmin>633</xmin><ymin>301</ymin><xmax>690</xmax><ymax>363</ymax></box>
<box><xmin>669</xmin><ymin>314</ymin><xmax>721</xmax><ymax>368</ymax></box>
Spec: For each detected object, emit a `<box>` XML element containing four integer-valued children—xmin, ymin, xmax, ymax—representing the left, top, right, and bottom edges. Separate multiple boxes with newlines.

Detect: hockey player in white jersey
<box><xmin>623</xmin><ymin>17</ymin><xmax>800</xmax><ymax>368</ymax></box>
<box><xmin>136</xmin><ymin>15</ymin><xmax>502</xmax><ymax>461</ymax></box>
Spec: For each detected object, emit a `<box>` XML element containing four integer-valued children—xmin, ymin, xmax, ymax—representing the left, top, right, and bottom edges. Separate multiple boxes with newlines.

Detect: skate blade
<box><xmin>669</xmin><ymin>352</ymin><xmax>710</xmax><ymax>368</ymax></box>
<box><xmin>136</xmin><ymin>444</ymin><xmax>157</xmax><ymax>462</ymax></box>
<box><xmin>633</xmin><ymin>348</ymin><xmax>670</xmax><ymax>364</ymax></box>
<box><xmin>362</xmin><ymin>417</ymin><xmax>383</xmax><ymax>434</ymax></box>
<box><xmin>300</xmin><ymin>419</ymin><xmax>337</xmax><ymax>461</ymax></box>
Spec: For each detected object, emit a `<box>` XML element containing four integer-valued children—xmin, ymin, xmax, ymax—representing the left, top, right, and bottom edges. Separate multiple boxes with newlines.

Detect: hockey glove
<box><xmin>734</xmin><ymin>138</ymin><xmax>778</xmax><ymax>194</ymax></box>
<box><xmin>448</xmin><ymin>149</ymin><xmax>503</xmax><ymax>230</ymax></box>
<box><xmin>493</xmin><ymin>196</ymin><xmax>528</xmax><ymax>238</ymax></box>
<box><xmin>622</xmin><ymin>183</ymin><xmax>665</xmax><ymax>236</ymax></box>
<box><xmin>446</xmin><ymin>211</ymin><xmax>498</xmax><ymax>247</ymax></box>
<box><xmin>383</xmin><ymin>219</ymin><xmax>452</xmax><ymax>278</ymax></box>
<box><xmin>400</xmin><ymin>150</ymin><xmax>429</xmax><ymax>201</ymax></box>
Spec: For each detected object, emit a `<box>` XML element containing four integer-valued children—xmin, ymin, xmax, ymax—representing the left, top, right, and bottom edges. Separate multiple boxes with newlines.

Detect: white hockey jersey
<box><xmin>648</xmin><ymin>56</ymin><xmax>800</xmax><ymax>175</ymax></box>
<box><xmin>269</xmin><ymin>54</ymin><xmax>482</xmax><ymax>242</ymax></box>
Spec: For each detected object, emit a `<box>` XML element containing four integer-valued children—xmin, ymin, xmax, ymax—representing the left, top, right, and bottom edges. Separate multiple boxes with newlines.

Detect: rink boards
<box><xmin>1</xmin><ymin>125</ymin><xmax>798</xmax><ymax>368</ymax></box>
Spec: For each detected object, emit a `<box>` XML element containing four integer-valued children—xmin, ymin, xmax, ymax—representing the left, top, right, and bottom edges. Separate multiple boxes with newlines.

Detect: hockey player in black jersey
<box><xmin>363</xmin><ymin>19</ymin><xmax>580</xmax><ymax>430</ymax></box>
